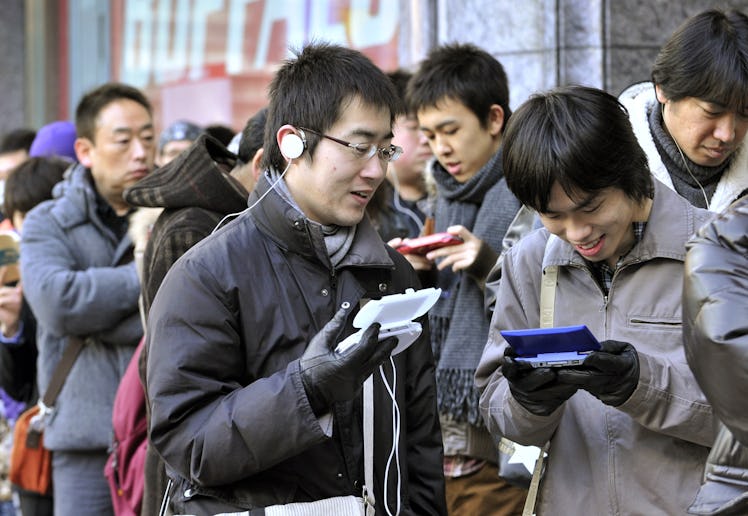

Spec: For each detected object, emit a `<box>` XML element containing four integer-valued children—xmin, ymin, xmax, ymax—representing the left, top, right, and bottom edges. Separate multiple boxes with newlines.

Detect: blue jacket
<box><xmin>20</xmin><ymin>164</ymin><xmax>142</xmax><ymax>450</ymax></box>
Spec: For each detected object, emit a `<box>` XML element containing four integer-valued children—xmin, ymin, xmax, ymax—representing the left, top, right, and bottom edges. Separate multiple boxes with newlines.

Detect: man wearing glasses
<box><xmin>145</xmin><ymin>43</ymin><xmax>447</xmax><ymax>515</ymax></box>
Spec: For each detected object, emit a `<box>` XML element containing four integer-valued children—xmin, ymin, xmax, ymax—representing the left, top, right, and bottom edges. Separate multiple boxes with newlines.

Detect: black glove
<box><xmin>300</xmin><ymin>309</ymin><xmax>398</xmax><ymax>415</ymax></box>
<box><xmin>502</xmin><ymin>350</ymin><xmax>578</xmax><ymax>416</ymax></box>
<box><xmin>556</xmin><ymin>340</ymin><xmax>639</xmax><ymax>407</ymax></box>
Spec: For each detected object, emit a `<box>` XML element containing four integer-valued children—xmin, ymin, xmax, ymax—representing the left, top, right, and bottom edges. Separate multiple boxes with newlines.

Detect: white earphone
<box><xmin>280</xmin><ymin>131</ymin><xmax>305</xmax><ymax>159</ymax></box>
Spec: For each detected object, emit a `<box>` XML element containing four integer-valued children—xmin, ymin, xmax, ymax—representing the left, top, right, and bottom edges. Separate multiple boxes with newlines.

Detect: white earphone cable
<box><xmin>211</xmin><ymin>159</ymin><xmax>293</xmax><ymax>235</ymax></box>
<box><xmin>379</xmin><ymin>357</ymin><xmax>402</xmax><ymax>516</ymax></box>
<box><xmin>662</xmin><ymin>103</ymin><xmax>710</xmax><ymax>208</ymax></box>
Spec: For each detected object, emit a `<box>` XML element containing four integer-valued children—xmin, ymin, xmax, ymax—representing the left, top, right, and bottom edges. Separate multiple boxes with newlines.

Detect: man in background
<box><xmin>154</xmin><ymin>119</ymin><xmax>203</xmax><ymax>168</ymax></box>
<box><xmin>20</xmin><ymin>82</ymin><xmax>153</xmax><ymax>515</ymax></box>
<box><xmin>401</xmin><ymin>43</ymin><xmax>525</xmax><ymax>515</ymax></box>
<box><xmin>619</xmin><ymin>8</ymin><xmax>748</xmax><ymax>212</ymax></box>
<box><xmin>0</xmin><ymin>128</ymin><xmax>36</xmax><ymax>225</ymax></box>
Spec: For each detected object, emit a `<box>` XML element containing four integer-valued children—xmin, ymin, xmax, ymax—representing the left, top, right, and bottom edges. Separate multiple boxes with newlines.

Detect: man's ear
<box><xmin>74</xmin><ymin>137</ymin><xmax>94</xmax><ymax>168</ymax></box>
<box><xmin>251</xmin><ymin>147</ymin><xmax>264</xmax><ymax>181</ymax></box>
<box><xmin>488</xmin><ymin>104</ymin><xmax>505</xmax><ymax>136</ymax></box>
<box><xmin>654</xmin><ymin>84</ymin><xmax>668</xmax><ymax>105</ymax></box>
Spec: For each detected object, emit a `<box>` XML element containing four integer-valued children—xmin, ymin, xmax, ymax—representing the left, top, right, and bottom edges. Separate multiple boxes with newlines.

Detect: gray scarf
<box><xmin>429</xmin><ymin>149</ymin><xmax>520</xmax><ymax>424</ymax></box>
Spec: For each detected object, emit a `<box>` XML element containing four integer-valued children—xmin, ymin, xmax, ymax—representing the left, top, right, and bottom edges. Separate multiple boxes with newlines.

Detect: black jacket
<box><xmin>684</xmin><ymin>195</ymin><xmax>748</xmax><ymax>515</ymax></box>
<box><xmin>146</xmin><ymin>174</ymin><xmax>446</xmax><ymax>515</ymax></box>
<box><xmin>123</xmin><ymin>133</ymin><xmax>250</xmax><ymax>516</ymax></box>
<box><xmin>0</xmin><ymin>300</ymin><xmax>38</xmax><ymax>405</ymax></box>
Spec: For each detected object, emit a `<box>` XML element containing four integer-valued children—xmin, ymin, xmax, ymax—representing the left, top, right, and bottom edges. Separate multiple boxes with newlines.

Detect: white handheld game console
<box><xmin>335</xmin><ymin>287</ymin><xmax>441</xmax><ymax>355</ymax></box>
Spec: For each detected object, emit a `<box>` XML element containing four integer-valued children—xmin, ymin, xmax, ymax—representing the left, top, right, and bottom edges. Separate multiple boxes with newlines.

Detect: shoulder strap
<box><xmin>41</xmin><ymin>336</ymin><xmax>86</xmax><ymax>409</ymax></box>
<box><xmin>539</xmin><ymin>235</ymin><xmax>558</xmax><ymax>330</ymax></box>
<box><xmin>523</xmin><ymin>235</ymin><xmax>558</xmax><ymax>516</ymax></box>
<box><xmin>363</xmin><ymin>375</ymin><xmax>375</xmax><ymax>515</ymax></box>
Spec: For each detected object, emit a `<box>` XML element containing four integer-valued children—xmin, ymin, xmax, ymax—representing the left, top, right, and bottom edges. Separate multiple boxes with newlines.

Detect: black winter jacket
<box><xmin>146</xmin><ymin>174</ymin><xmax>447</xmax><ymax>515</ymax></box>
<box><xmin>123</xmin><ymin>133</ymin><xmax>250</xmax><ymax>516</ymax></box>
<box><xmin>684</xmin><ymin>194</ymin><xmax>748</xmax><ymax>515</ymax></box>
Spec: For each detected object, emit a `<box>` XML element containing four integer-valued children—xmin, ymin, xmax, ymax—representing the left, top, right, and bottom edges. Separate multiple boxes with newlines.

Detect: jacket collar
<box><xmin>248</xmin><ymin>173</ymin><xmax>394</xmax><ymax>270</ymax></box>
<box><xmin>543</xmin><ymin>179</ymin><xmax>710</xmax><ymax>269</ymax></box>
<box><xmin>49</xmin><ymin>163</ymin><xmax>101</xmax><ymax>229</ymax></box>
<box><xmin>47</xmin><ymin>163</ymin><xmax>134</xmax><ymax>264</ymax></box>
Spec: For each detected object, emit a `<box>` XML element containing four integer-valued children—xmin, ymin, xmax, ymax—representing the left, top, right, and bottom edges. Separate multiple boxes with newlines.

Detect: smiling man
<box><xmin>619</xmin><ymin>8</ymin><xmax>748</xmax><ymax>212</ymax></box>
<box><xmin>476</xmin><ymin>85</ymin><xmax>715</xmax><ymax>515</ymax></box>
<box><xmin>145</xmin><ymin>43</ymin><xmax>446</xmax><ymax>515</ymax></box>
<box><xmin>19</xmin><ymin>82</ymin><xmax>154</xmax><ymax>515</ymax></box>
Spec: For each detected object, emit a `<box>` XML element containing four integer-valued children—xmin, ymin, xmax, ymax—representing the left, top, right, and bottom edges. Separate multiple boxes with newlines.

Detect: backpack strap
<box><xmin>522</xmin><ymin>234</ymin><xmax>558</xmax><ymax>516</ymax></box>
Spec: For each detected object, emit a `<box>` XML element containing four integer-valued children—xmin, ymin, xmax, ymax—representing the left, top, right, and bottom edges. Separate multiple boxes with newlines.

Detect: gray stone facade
<box><xmin>404</xmin><ymin>0</ymin><xmax>748</xmax><ymax>110</ymax></box>
<box><xmin>0</xmin><ymin>0</ymin><xmax>27</xmax><ymax>134</ymax></box>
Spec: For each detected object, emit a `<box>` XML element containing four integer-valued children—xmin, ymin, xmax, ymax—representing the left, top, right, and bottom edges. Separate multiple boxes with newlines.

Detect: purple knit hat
<box><xmin>29</xmin><ymin>121</ymin><xmax>77</xmax><ymax>162</ymax></box>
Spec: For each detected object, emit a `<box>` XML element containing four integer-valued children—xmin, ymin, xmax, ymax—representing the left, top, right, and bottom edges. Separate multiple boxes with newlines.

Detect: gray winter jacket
<box><xmin>20</xmin><ymin>164</ymin><xmax>142</xmax><ymax>450</ymax></box>
<box><xmin>476</xmin><ymin>181</ymin><xmax>715</xmax><ymax>514</ymax></box>
<box><xmin>684</xmin><ymin>194</ymin><xmax>748</xmax><ymax>515</ymax></box>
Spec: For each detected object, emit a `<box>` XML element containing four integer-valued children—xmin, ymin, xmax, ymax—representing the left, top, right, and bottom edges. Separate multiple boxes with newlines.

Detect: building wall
<box><xmin>0</xmin><ymin>0</ymin><xmax>28</xmax><ymax>134</ymax></box>
<box><xmin>606</xmin><ymin>0</ymin><xmax>748</xmax><ymax>95</ymax></box>
<box><xmin>428</xmin><ymin>0</ymin><xmax>748</xmax><ymax>110</ymax></box>
<box><xmin>4</xmin><ymin>1</ymin><xmax>748</xmax><ymax>134</ymax></box>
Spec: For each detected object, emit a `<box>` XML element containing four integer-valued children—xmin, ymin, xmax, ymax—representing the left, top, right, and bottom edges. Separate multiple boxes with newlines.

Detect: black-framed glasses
<box><xmin>299</xmin><ymin>127</ymin><xmax>402</xmax><ymax>162</ymax></box>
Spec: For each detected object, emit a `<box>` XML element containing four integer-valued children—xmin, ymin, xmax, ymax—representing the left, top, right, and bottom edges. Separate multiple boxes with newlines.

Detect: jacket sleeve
<box><xmin>146</xmin><ymin>256</ymin><xmax>330</xmax><ymax>487</ymax></box>
<box><xmin>683</xmin><ymin>197</ymin><xmax>748</xmax><ymax>444</ymax></box>
<box><xmin>0</xmin><ymin>302</ymin><xmax>37</xmax><ymax>404</ymax></box>
<box><xmin>19</xmin><ymin>206</ymin><xmax>141</xmax><ymax>338</ymax></box>
<box><xmin>476</xmin><ymin>241</ymin><xmax>563</xmax><ymax>447</ymax></box>
<box><xmin>614</xmin><ymin>346</ymin><xmax>714</xmax><ymax>447</ymax></box>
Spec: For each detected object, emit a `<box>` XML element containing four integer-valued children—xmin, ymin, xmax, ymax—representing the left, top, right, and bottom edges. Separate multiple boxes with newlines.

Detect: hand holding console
<box><xmin>556</xmin><ymin>340</ymin><xmax>639</xmax><ymax>406</ymax></box>
<box><xmin>300</xmin><ymin>308</ymin><xmax>397</xmax><ymax>415</ymax></box>
<box><xmin>501</xmin><ymin>352</ymin><xmax>578</xmax><ymax>416</ymax></box>
<box><xmin>335</xmin><ymin>287</ymin><xmax>441</xmax><ymax>355</ymax></box>
<box><xmin>395</xmin><ymin>232</ymin><xmax>463</xmax><ymax>256</ymax></box>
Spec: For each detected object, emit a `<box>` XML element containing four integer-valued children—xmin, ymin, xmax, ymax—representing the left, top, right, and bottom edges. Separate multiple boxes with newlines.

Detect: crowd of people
<box><xmin>0</xmin><ymin>6</ymin><xmax>745</xmax><ymax>516</ymax></box>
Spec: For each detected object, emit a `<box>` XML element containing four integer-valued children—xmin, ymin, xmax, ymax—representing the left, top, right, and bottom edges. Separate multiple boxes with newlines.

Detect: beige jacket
<box><xmin>619</xmin><ymin>82</ymin><xmax>748</xmax><ymax>213</ymax></box>
<box><xmin>476</xmin><ymin>181</ymin><xmax>715</xmax><ymax>515</ymax></box>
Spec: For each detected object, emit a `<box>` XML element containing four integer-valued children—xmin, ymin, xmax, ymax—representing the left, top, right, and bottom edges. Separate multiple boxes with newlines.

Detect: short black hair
<box><xmin>503</xmin><ymin>85</ymin><xmax>653</xmax><ymax>213</ymax></box>
<box><xmin>75</xmin><ymin>82</ymin><xmax>153</xmax><ymax>143</ymax></box>
<box><xmin>0</xmin><ymin>128</ymin><xmax>36</xmax><ymax>154</ymax></box>
<box><xmin>3</xmin><ymin>156</ymin><xmax>68</xmax><ymax>221</ymax></box>
<box><xmin>388</xmin><ymin>69</ymin><xmax>412</xmax><ymax>107</ymax></box>
<box><xmin>204</xmin><ymin>124</ymin><xmax>236</xmax><ymax>146</ymax></box>
<box><xmin>652</xmin><ymin>9</ymin><xmax>748</xmax><ymax>113</ymax></box>
<box><xmin>264</xmin><ymin>42</ymin><xmax>401</xmax><ymax>171</ymax></box>
<box><xmin>237</xmin><ymin>107</ymin><xmax>268</xmax><ymax>165</ymax></box>
<box><xmin>407</xmin><ymin>43</ymin><xmax>511</xmax><ymax>128</ymax></box>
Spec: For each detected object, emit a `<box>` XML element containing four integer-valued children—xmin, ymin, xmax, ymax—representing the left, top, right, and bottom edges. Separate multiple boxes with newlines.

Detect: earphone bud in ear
<box><xmin>280</xmin><ymin>132</ymin><xmax>305</xmax><ymax>160</ymax></box>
